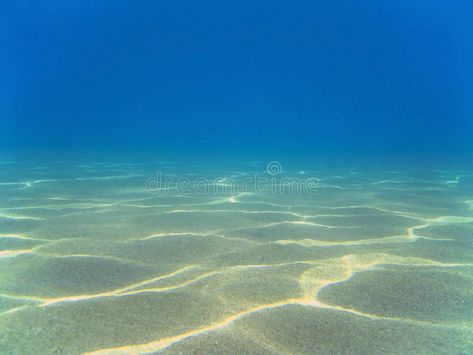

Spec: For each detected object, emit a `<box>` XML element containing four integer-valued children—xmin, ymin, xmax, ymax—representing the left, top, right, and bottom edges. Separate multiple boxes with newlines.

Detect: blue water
<box><xmin>2</xmin><ymin>0</ymin><xmax>473</xmax><ymax>154</ymax></box>
<box><xmin>1</xmin><ymin>1</ymin><xmax>473</xmax><ymax>354</ymax></box>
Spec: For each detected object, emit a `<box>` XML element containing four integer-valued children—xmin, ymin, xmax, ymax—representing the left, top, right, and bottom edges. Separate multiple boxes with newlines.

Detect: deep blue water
<box><xmin>2</xmin><ymin>0</ymin><xmax>473</xmax><ymax>156</ymax></box>
<box><xmin>3</xmin><ymin>3</ymin><xmax>473</xmax><ymax>353</ymax></box>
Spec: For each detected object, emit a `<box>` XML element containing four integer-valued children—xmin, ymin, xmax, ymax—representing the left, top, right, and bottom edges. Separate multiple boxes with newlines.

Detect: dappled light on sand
<box><xmin>1</xmin><ymin>159</ymin><xmax>473</xmax><ymax>354</ymax></box>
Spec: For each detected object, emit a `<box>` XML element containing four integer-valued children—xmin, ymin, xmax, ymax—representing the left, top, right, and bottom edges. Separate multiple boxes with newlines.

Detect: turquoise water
<box><xmin>2</xmin><ymin>0</ymin><xmax>473</xmax><ymax>353</ymax></box>
<box><xmin>1</xmin><ymin>155</ymin><xmax>472</xmax><ymax>353</ymax></box>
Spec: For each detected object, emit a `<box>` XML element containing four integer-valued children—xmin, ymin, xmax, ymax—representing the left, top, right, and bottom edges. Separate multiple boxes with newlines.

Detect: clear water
<box><xmin>2</xmin><ymin>1</ymin><xmax>473</xmax><ymax>354</ymax></box>
<box><xmin>1</xmin><ymin>155</ymin><xmax>473</xmax><ymax>353</ymax></box>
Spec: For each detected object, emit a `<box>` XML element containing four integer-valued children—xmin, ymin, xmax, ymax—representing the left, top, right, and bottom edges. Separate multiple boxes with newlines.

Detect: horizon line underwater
<box><xmin>1</xmin><ymin>1</ymin><xmax>473</xmax><ymax>354</ymax></box>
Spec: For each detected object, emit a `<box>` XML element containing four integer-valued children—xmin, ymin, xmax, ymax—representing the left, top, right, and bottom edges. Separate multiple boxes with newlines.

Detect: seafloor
<box><xmin>1</xmin><ymin>156</ymin><xmax>472</xmax><ymax>354</ymax></box>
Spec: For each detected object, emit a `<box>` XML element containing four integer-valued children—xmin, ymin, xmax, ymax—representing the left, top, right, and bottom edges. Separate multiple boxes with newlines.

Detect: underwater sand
<box><xmin>1</xmin><ymin>157</ymin><xmax>473</xmax><ymax>354</ymax></box>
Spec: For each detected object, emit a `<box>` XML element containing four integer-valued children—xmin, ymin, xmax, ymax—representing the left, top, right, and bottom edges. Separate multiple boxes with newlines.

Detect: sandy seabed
<box><xmin>1</xmin><ymin>157</ymin><xmax>473</xmax><ymax>354</ymax></box>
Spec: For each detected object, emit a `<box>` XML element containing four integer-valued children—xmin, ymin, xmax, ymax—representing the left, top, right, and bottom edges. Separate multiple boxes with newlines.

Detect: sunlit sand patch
<box><xmin>0</xmin><ymin>249</ymin><xmax>33</xmax><ymax>258</ymax></box>
<box><xmin>36</xmin><ymin>265</ymin><xmax>201</xmax><ymax>307</ymax></box>
<box><xmin>136</xmin><ymin>231</ymin><xmax>256</xmax><ymax>246</ymax></box>
<box><xmin>0</xmin><ymin>233</ymin><xmax>39</xmax><ymax>240</ymax></box>
<box><xmin>386</xmin><ymin>237</ymin><xmax>473</xmax><ymax>265</ymax></box>
<box><xmin>1</xmin><ymin>305</ymin><xmax>30</xmax><ymax>315</ymax></box>
<box><xmin>290</xmin><ymin>220</ymin><xmax>359</xmax><ymax>229</ymax></box>
<box><xmin>418</xmin><ymin>222</ymin><xmax>473</xmax><ymax>241</ymax></box>
<box><xmin>85</xmin><ymin>300</ymin><xmax>300</xmax><ymax>355</ymax></box>
<box><xmin>431</xmin><ymin>215</ymin><xmax>473</xmax><ymax>223</ymax></box>
<box><xmin>9</xmin><ymin>253</ymin><xmax>460</xmax><ymax>310</ymax></box>
<box><xmin>222</xmin><ymin>220</ymin><xmax>410</xmax><ymax>244</ymax></box>
<box><xmin>170</xmin><ymin>198</ymin><xmax>300</xmax><ymax>212</ymax></box>
<box><xmin>319</xmin><ymin>205</ymin><xmax>419</xmax><ymax>216</ymax></box>
<box><xmin>146</xmin><ymin>232</ymin><xmax>451</xmax><ymax>248</ymax></box>
<box><xmin>320</xmin><ymin>204</ymin><xmax>434</xmax><ymax>223</ymax></box>
<box><xmin>7</xmin><ymin>263</ymin><xmax>291</xmax><ymax>309</ymax></box>
<box><xmin>274</xmin><ymin>235</ymin><xmax>414</xmax><ymax>247</ymax></box>
<box><xmin>0</xmin><ymin>253</ymin><xmax>166</xmax><ymax>300</ymax></box>
<box><xmin>312</xmin><ymin>213</ymin><xmax>422</xmax><ymax>229</ymax></box>
<box><xmin>138</xmin><ymin>231</ymin><xmax>219</xmax><ymax>240</ymax></box>
<box><xmin>318</xmin><ymin>265</ymin><xmax>473</xmax><ymax>323</ymax></box>
<box><xmin>0</xmin><ymin>202</ymin><xmax>117</xmax><ymax>212</ymax></box>
<box><xmin>0</xmin><ymin>212</ymin><xmax>43</xmax><ymax>220</ymax></box>
<box><xmin>0</xmin><ymin>235</ymin><xmax>47</xmax><ymax>255</ymax></box>
<box><xmin>161</xmin><ymin>209</ymin><xmax>310</xmax><ymax>218</ymax></box>
<box><xmin>1</xmin><ymin>160</ymin><xmax>473</xmax><ymax>353</ymax></box>
<box><xmin>84</xmin><ymin>253</ymin><xmax>470</xmax><ymax>354</ymax></box>
<box><xmin>31</xmin><ymin>252</ymin><xmax>150</xmax><ymax>268</ymax></box>
<box><xmin>179</xmin><ymin>300</ymin><xmax>473</xmax><ymax>354</ymax></box>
